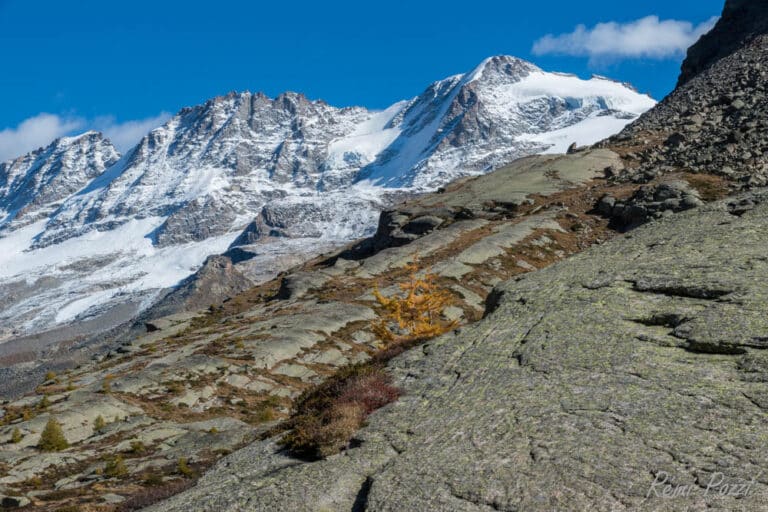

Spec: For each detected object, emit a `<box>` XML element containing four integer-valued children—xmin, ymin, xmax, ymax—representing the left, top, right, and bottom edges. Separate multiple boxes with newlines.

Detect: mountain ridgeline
<box><xmin>0</xmin><ymin>56</ymin><xmax>653</xmax><ymax>342</ymax></box>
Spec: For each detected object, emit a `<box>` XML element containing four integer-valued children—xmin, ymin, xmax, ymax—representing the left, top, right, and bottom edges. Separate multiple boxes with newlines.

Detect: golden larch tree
<box><xmin>372</xmin><ymin>255</ymin><xmax>458</xmax><ymax>344</ymax></box>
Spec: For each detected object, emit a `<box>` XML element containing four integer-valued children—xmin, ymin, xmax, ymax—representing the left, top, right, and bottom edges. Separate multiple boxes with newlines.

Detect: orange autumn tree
<box><xmin>372</xmin><ymin>255</ymin><xmax>458</xmax><ymax>344</ymax></box>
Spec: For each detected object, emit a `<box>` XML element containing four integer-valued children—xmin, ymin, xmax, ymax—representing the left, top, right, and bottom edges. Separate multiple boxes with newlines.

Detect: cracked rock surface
<box><xmin>153</xmin><ymin>190</ymin><xmax>768</xmax><ymax>511</ymax></box>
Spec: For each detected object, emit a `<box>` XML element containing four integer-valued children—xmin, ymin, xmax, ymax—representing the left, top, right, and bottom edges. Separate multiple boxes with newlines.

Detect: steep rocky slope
<box><xmin>678</xmin><ymin>0</ymin><xmax>768</xmax><ymax>85</ymax></box>
<box><xmin>603</xmin><ymin>4</ymin><xmax>768</xmax><ymax>189</ymax></box>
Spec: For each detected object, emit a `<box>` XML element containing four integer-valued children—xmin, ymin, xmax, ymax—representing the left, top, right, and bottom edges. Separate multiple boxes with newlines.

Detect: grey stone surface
<box><xmin>416</xmin><ymin>149</ymin><xmax>622</xmax><ymax>213</ymax></box>
<box><xmin>276</xmin><ymin>271</ymin><xmax>332</xmax><ymax>300</ymax></box>
<box><xmin>456</xmin><ymin>214</ymin><xmax>564</xmax><ymax>265</ymax></box>
<box><xmin>152</xmin><ymin>191</ymin><xmax>768</xmax><ymax>511</ymax></box>
<box><xmin>357</xmin><ymin>220</ymin><xmax>489</xmax><ymax>277</ymax></box>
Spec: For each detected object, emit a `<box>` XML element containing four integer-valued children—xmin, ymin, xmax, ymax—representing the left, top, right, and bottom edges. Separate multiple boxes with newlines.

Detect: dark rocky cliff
<box><xmin>679</xmin><ymin>0</ymin><xmax>768</xmax><ymax>86</ymax></box>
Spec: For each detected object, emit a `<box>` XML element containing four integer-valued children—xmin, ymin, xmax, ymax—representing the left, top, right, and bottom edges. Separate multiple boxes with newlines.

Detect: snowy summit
<box><xmin>0</xmin><ymin>56</ymin><xmax>655</xmax><ymax>339</ymax></box>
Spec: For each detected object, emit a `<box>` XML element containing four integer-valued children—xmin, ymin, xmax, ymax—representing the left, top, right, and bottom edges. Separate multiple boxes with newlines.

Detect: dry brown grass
<box><xmin>682</xmin><ymin>172</ymin><xmax>731</xmax><ymax>201</ymax></box>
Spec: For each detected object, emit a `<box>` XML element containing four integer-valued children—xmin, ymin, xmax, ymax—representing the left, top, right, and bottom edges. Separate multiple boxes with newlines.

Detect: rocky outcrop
<box><xmin>356</xmin><ymin>149</ymin><xmax>622</xmax><ymax>256</ymax></box>
<box><xmin>0</xmin><ymin>131</ymin><xmax>119</xmax><ymax>228</ymax></box>
<box><xmin>142</xmin><ymin>255</ymin><xmax>256</xmax><ymax>319</ymax></box>
<box><xmin>153</xmin><ymin>189</ymin><xmax>768</xmax><ymax>512</ymax></box>
<box><xmin>597</xmin><ymin>180</ymin><xmax>703</xmax><ymax>229</ymax></box>
<box><xmin>679</xmin><ymin>0</ymin><xmax>768</xmax><ymax>86</ymax></box>
<box><xmin>606</xmin><ymin>10</ymin><xmax>768</xmax><ymax>189</ymax></box>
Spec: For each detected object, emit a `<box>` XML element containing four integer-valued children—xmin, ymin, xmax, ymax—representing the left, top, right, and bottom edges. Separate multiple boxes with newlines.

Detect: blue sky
<box><xmin>0</xmin><ymin>0</ymin><xmax>723</xmax><ymax>160</ymax></box>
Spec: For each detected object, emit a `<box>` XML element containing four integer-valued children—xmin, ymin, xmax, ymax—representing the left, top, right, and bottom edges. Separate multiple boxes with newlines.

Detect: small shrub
<box><xmin>44</xmin><ymin>371</ymin><xmax>57</xmax><ymax>382</ymax></box>
<box><xmin>280</xmin><ymin>364</ymin><xmax>400</xmax><ymax>459</ymax></box>
<box><xmin>254</xmin><ymin>404</ymin><xmax>276</xmax><ymax>423</ymax></box>
<box><xmin>101</xmin><ymin>375</ymin><xmax>114</xmax><ymax>394</ymax></box>
<box><xmin>93</xmin><ymin>415</ymin><xmax>106</xmax><ymax>432</ymax></box>
<box><xmin>336</xmin><ymin>373</ymin><xmax>402</xmax><ymax>415</ymax></box>
<box><xmin>177</xmin><ymin>457</ymin><xmax>194</xmax><ymax>477</ymax></box>
<box><xmin>38</xmin><ymin>395</ymin><xmax>51</xmax><ymax>410</ymax></box>
<box><xmin>104</xmin><ymin>454</ymin><xmax>128</xmax><ymax>478</ymax></box>
<box><xmin>372</xmin><ymin>255</ymin><xmax>457</xmax><ymax>344</ymax></box>
<box><xmin>10</xmin><ymin>427</ymin><xmax>22</xmax><ymax>444</ymax></box>
<box><xmin>129</xmin><ymin>440</ymin><xmax>147</xmax><ymax>454</ymax></box>
<box><xmin>313</xmin><ymin>403</ymin><xmax>366</xmax><ymax>458</ymax></box>
<box><xmin>38</xmin><ymin>417</ymin><xmax>69</xmax><ymax>452</ymax></box>
<box><xmin>142</xmin><ymin>471</ymin><xmax>163</xmax><ymax>486</ymax></box>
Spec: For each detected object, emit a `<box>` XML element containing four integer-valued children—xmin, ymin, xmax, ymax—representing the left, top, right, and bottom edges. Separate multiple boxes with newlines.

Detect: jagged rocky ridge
<box><xmin>0</xmin><ymin>132</ymin><xmax>119</xmax><ymax>228</ymax></box>
<box><xmin>678</xmin><ymin>0</ymin><xmax>768</xmax><ymax>86</ymax></box>
<box><xmin>0</xmin><ymin>56</ymin><xmax>653</xmax><ymax>344</ymax></box>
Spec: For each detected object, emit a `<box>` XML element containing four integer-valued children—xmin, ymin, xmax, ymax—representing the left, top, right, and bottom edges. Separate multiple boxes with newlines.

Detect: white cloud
<box><xmin>0</xmin><ymin>114</ymin><xmax>83</xmax><ymax>162</ymax></box>
<box><xmin>93</xmin><ymin>112</ymin><xmax>172</xmax><ymax>152</ymax></box>
<box><xmin>532</xmin><ymin>15</ymin><xmax>719</xmax><ymax>64</ymax></box>
<box><xmin>0</xmin><ymin>112</ymin><xmax>171</xmax><ymax>162</ymax></box>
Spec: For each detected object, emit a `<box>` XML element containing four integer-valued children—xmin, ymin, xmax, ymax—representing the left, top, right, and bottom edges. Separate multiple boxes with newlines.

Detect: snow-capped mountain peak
<box><xmin>0</xmin><ymin>55</ymin><xmax>655</xmax><ymax>339</ymax></box>
<box><xmin>466</xmin><ymin>55</ymin><xmax>541</xmax><ymax>84</ymax></box>
<box><xmin>0</xmin><ymin>131</ymin><xmax>120</xmax><ymax>228</ymax></box>
<box><xmin>358</xmin><ymin>55</ymin><xmax>654</xmax><ymax>188</ymax></box>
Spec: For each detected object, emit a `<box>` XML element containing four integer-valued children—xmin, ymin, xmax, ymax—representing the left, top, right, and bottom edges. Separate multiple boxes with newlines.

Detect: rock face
<box><xmin>606</xmin><ymin>4</ymin><xmax>768</xmax><ymax>188</ymax></box>
<box><xmin>141</xmin><ymin>255</ymin><xmax>256</xmax><ymax>320</ymax></box>
<box><xmin>0</xmin><ymin>131</ymin><xmax>119</xmax><ymax>227</ymax></box>
<box><xmin>679</xmin><ymin>0</ymin><xmax>768</xmax><ymax>86</ymax></box>
<box><xmin>151</xmin><ymin>190</ymin><xmax>768</xmax><ymax>512</ymax></box>
<box><xmin>597</xmin><ymin>180</ymin><xmax>703</xmax><ymax>230</ymax></box>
